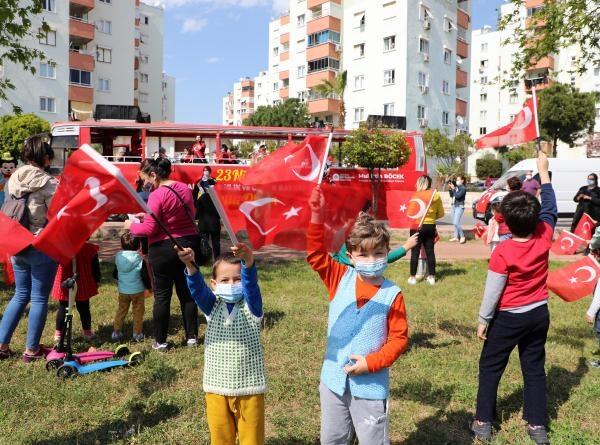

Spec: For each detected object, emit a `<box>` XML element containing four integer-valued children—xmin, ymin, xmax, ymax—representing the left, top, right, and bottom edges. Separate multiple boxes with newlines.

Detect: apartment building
<box><xmin>223</xmin><ymin>0</ymin><xmax>472</xmax><ymax>134</ymax></box>
<box><xmin>469</xmin><ymin>0</ymin><xmax>600</xmax><ymax>158</ymax></box>
<box><xmin>0</xmin><ymin>0</ymin><xmax>175</xmax><ymax>123</ymax></box>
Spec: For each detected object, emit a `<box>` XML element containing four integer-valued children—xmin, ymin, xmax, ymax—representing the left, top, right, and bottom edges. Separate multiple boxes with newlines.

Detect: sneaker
<box><xmin>187</xmin><ymin>338</ymin><xmax>198</xmax><ymax>347</ymax></box>
<box><xmin>459</xmin><ymin>237</ymin><xmax>466</xmax><ymax>244</ymax></box>
<box><xmin>152</xmin><ymin>342</ymin><xmax>168</xmax><ymax>352</ymax></box>
<box><xmin>0</xmin><ymin>348</ymin><xmax>14</xmax><ymax>361</ymax></box>
<box><xmin>588</xmin><ymin>359</ymin><xmax>600</xmax><ymax>368</ymax></box>
<box><xmin>83</xmin><ymin>330</ymin><xmax>96</xmax><ymax>341</ymax></box>
<box><xmin>111</xmin><ymin>331</ymin><xmax>123</xmax><ymax>342</ymax></box>
<box><xmin>426</xmin><ymin>276</ymin><xmax>436</xmax><ymax>285</ymax></box>
<box><xmin>448</xmin><ymin>237</ymin><xmax>458</xmax><ymax>242</ymax></box>
<box><xmin>527</xmin><ymin>425</ymin><xmax>550</xmax><ymax>445</ymax></box>
<box><xmin>132</xmin><ymin>333</ymin><xmax>145</xmax><ymax>342</ymax></box>
<box><xmin>469</xmin><ymin>419</ymin><xmax>492</xmax><ymax>443</ymax></box>
<box><xmin>22</xmin><ymin>345</ymin><xmax>52</xmax><ymax>363</ymax></box>
<box><xmin>407</xmin><ymin>277</ymin><xmax>417</xmax><ymax>285</ymax></box>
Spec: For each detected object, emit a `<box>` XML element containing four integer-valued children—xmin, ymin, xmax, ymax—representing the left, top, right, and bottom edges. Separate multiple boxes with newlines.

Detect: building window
<box><xmin>354</xmin><ymin>43</ymin><xmax>365</xmax><ymax>58</ymax></box>
<box><xmin>141</xmin><ymin>54</ymin><xmax>149</xmax><ymax>64</ymax></box>
<box><xmin>41</xmin><ymin>0</ymin><xmax>56</xmax><ymax>12</ymax></box>
<box><xmin>297</xmin><ymin>39</ymin><xmax>305</xmax><ymax>52</ymax></box>
<box><xmin>39</xmin><ymin>62</ymin><xmax>56</xmax><ymax>79</ymax></box>
<box><xmin>354</xmin><ymin>107</ymin><xmax>365</xmax><ymax>122</ymax></box>
<box><xmin>354</xmin><ymin>75</ymin><xmax>365</xmax><ymax>90</ymax></box>
<box><xmin>442</xmin><ymin>111</ymin><xmax>450</xmax><ymax>126</ymax></box>
<box><xmin>383</xmin><ymin>69</ymin><xmax>395</xmax><ymax>85</ymax></box>
<box><xmin>144</xmin><ymin>16</ymin><xmax>149</xmax><ymax>25</ymax></box>
<box><xmin>96</xmin><ymin>47</ymin><xmax>112</xmax><ymax>63</ymax></box>
<box><xmin>509</xmin><ymin>93</ymin><xmax>518</xmax><ymax>104</ymax></box>
<box><xmin>139</xmin><ymin>92</ymin><xmax>149</xmax><ymax>103</ymax></box>
<box><xmin>444</xmin><ymin>48</ymin><xmax>452</xmax><ymax>64</ymax></box>
<box><xmin>417</xmin><ymin>105</ymin><xmax>426</xmax><ymax>119</ymax></box>
<box><xmin>384</xmin><ymin>103</ymin><xmax>394</xmax><ymax>116</ymax></box>
<box><xmin>480</xmin><ymin>110</ymin><xmax>487</xmax><ymax>120</ymax></box>
<box><xmin>38</xmin><ymin>29</ymin><xmax>56</xmax><ymax>46</ymax></box>
<box><xmin>140</xmin><ymin>73</ymin><xmax>149</xmax><ymax>83</ymax></box>
<box><xmin>96</xmin><ymin>20</ymin><xmax>112</xmax><ymax>34</ymax></box>
<box><xmin>444</xmin><ymin>18</ymin><xmax>455</xmax><ymax>32</ymax></box>
<box><xmin>419</xmin><ymin>38</ymin><xmax>429</xmax><ymax>54</ymax></box>
<box><xmin>571</xmin><ymin>76</ymin><xmax>576</xmax><ymax>86</ymax></box>
<box><xmin>273</xmin><ymin>82</ymin><xmax>279</xmax><ymax>91</ymax></box>
<box><xmin>383</xmin><ymin>35</ymin><xmax>395</xmax><ymax>52</ymax></box>
<box><xmin>480</xmin><ymin>76</ymin><xmax>488</xmax><ymax>84</ymax></box>
<box><xmin>442</xmin><ymin>80</ymin><xmax>449</xmax><ymax>94</ymax></box>
<box><xmin>479</xmin><ymin>127</ymin><xmax>487</xmax><ymax>135</ymax></box>
<box><xmin>40</xmin><ymin>97</ymin><xmax>56</xmax><ymax>113</ymax></box>
<box><xmin>418</xmin><ymin>71</ymin><xmax>428</xmax><ymax>87</ymax></box>
<box><xmin>481</xmin><ymin>42</ymin><xmax>488</xmax><ymax>52</ymax></box>
<box><xmin>420</xmin><ymin>5</ymin><xmax>431</xmax><ymax>20</ymax></box>
<box><xmin>354</xmin><ymin>12</ymin><xmax>366</xmax><ymax>30</ymax></box>
<box><xmin>307</xmin><ymin>57</ymin><xmax>340</xmax><ymax>73</ymax></box>
<box><xmin>297</xmin><ymin>65</ymin><xmax>306</xmax><ymax>78</ymax></box>
<box><xmin>527</xmin><ymin>6</ymin><xmax>543</xmax><ymax>16</ymax></box>
<box><xmin>69</xmin><ymin>69</ymin><xmax>92</xmax><ymax>86</ymax></box>
<box><xmin>307</xmin><ymin>30</ymin><xmax>340</xmax><ymax>47</ymax></box>
<box><xmin>99</xmin><ymin>0</ymin><xmax>111</xmax><ymax>3</ymax></box>
<box><xmin>140</xmin><ymin>33</ymin><xmax>148</xmax><ymax>44</ymax></box>
<box><xmin>480</xmin><ymin>93</ymin><xmax>487</xmax><ymax>102</ymax></box>
<box><xmin>98</xmin><ymin>78</ymin><xmax>110</xmax><ymax>92</ymax></box>
<box><xmin>273</xmin><ymin>47</ymin><xmax>279</xmax><ymax>57</ymax></box>
<box><xmin>480</xmin><ymin>59</ymin><xmax>488</xmax><ymax>68</ymax></box>
<box><xmin>297</xmin><ymin>14</ymin><xmax>305</xmax><ymax>27</ymax></box>
<box><xmin>595</xmin><ymin>67</ymin><xmax>600</xmax><ymax>77</ymax></box>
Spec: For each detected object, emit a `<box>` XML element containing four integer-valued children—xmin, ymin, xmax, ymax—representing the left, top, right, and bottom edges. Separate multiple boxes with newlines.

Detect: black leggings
<box><xmin>410</xmin><ymin>224</ymin><xmax>437</xmax><ymax>276</ymax></box>
<box><xmin>202</xmin><ymin>230</ymin><xmax>221</xmax><ymax>259</ymax></box>
<box><xmin>148</xmin><ymin>235</ymin><xmax>200</xmax><ymax>344</ymax></box>
<box><xmin>55</xmin><ymin>300</ymin><xmax>92</xmax><ymax>332</ymax></box>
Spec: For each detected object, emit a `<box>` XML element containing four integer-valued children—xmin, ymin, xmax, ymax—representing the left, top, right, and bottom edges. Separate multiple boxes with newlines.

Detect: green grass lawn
<box><xmin>0</xmin><ymin>259</ymin><xmax>599</xmax><ymax>445</ymax></box>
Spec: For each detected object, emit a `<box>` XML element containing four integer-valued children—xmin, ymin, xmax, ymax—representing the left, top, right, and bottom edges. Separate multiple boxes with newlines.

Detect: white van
<box><xmin>473</xmin><ymin>158</ymin><xmax>600</xmax><ymax>221</ymax></box>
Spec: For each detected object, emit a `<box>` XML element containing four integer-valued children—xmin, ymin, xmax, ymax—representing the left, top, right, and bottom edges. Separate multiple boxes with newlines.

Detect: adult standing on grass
<box><xmin>125</xmin><ymin>158</ymin><xmax>200</xmax><ymax>352</ymax></box>
<box><xmin>571</xmin><ymin>173</ymin><xmax>600</xmax><ymax>232</ymax></box>
<box><xmin>0</xmin><ymin>135</ymin><xmax>58</xmax><ymax>362</ymax></box>
<box><xmin>448</xmin><ymin>175</ymin><xmax>467</xmax><ymax>244</ymax></box>
<box><xmin>407</xmin><ymin>175</ymin><xmax>444</xmax><ymax>286</ymax></box>
<box><xmin>193</xmin><ymin>166</ymin><xmax>221</xmax><ymax>260</ymax></box>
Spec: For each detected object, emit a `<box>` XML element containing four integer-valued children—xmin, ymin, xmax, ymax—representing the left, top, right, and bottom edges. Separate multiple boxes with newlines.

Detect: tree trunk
<box><xmin>372</xmin><ymin>167</ymin><xmax>382</xmax><ymax>217</ymax></box>
<box><xmin>553</xmin><ymin>135</ymin><xmax>558</xmax><ymax>158</ymax></box>
<box><xmin>368</xmin><ymin>169</ymin><xmax>377</xmax><ymax>216</ymax></box>
<box><xmin>340</xmin><ymin>100</ymin><xmax>346</xmax><ymax>129</ymax></box>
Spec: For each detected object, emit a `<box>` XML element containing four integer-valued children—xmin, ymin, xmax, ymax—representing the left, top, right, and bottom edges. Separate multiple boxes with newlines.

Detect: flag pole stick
<box><xmin>532</xmin><ymin>86</ymin><xmax>542</xmax><ymax>152</ymax></box>
<box><xmin>206</xmin><ymin>186</ymin><xmax>239</xmax><ymax>245</ymax></box>
<box><xmin>316</xmin><ymin>129</ymin><xmax>334</xmax><ymax>186</ymax></box>
<box><xmin>418</xmin><ymin>188</ymin><xmax>437</xmax><ymax>229</ymax></box>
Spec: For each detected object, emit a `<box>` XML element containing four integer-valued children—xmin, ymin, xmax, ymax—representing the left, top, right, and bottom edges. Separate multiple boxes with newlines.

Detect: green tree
<box><xmin>342</xmin><ymin>127</ymin><xmax>411</xmax><ymax>214</ymax></box>
<box><xmin>0</xmin><ymin>1</ymin><xmax>49</xmax><ymax>112</ymax></box>
<box><xmin>423</xmin><ymin>129</ymin><xmax>473</xmax><ymax>183</ymax></box>
<box><xmin>499</xmin><ymin>1</ymin><xmax>600</xmax><ymax>77</ymax></box>
<box><xmin>538</xmin><ymin>83</ymin><xmax>597</xmax><ymax>157</ymax></box>
<box><xmin>502</xmin><ymin>142</ymin><xmax>537</xmax><ymax>166</ymax></box>
<box><xmin>243</xmin><ymin>99</ymin><xmax>310</xmax><ymax>128</ymax></box>
<box><xmin>0</xmin><ymin>113</ymin><xmax>50</xmax><ymax>158</ymax></box>
<box><xmin>313</xmin><ymin>70</ymin><xmax>347</xmax><ymax>126</ymax></box>
<box><xmin>476</xmin><ymin>156</ymin><xmax>503</xmax><ymax>179</ymax></box>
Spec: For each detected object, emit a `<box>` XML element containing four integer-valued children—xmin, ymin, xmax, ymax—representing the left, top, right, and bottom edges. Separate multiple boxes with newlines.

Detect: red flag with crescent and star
<box><xmin>476</xmin><ymin>98</ymin><xmax>539</xmax><ymax>149</ymax></box>
<box><xmin>550</xmin><ymin>230</ymin><xmax>587</xmax><ymax>256</ymax></box>
<box><xmin>33</xmin><ymin>145</ymin><xmax>145</xmax><ymax>264</ymax></box>
<box><xmin>385</xmin><ymin>190</ymin><xmax>434</xmax><ymax>229</ymax></box>
<box><xmin>548</xmin><ymin>255</ymin><xmax>600</xmax><ymax>302</ymax></box>
<box><xmin>573</xmin><ymin>213</ymin><xmax>597</xmax><ymax>241</ymax></box>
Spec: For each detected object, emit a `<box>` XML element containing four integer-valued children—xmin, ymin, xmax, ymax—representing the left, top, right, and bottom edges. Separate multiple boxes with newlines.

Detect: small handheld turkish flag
<box><xmin>550</xmin><ymin>230</ymin><xmax>586</xmax><ymax>255</ymax></box>
<box><xmin>0</xmin><ymin>212</ymin><xmax>34</xmax><ymax>257</ymax></box>
<box><xmin>473</xmin><ymin>222</ymin><xmax>488</xmax><ymax>239</ymax></box>
<box><xmin>573</xmin><ymin>213</ymin><xmax>597</xmax><ymax>241</ymax></box>
<box><xmin>548</xmin><ymin>255</ymin><xmax>600</xmax><ymax>302</ymax></box>
<box><xmin>386</xmin><ymin>190</ymin><xmax>434</xmax><ymax>229</ymax></box>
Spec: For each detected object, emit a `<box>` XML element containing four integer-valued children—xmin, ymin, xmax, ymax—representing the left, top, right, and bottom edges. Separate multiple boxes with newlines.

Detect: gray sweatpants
<box><xmin>319</xmin><ymin>382</ymin><xmax>389</xmax><ymax>445</ymax></box>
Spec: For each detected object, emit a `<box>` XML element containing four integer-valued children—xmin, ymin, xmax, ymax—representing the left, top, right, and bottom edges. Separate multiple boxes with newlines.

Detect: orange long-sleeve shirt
<box><xmin>307</xmin><ymin>223</ymin><xmax>409</xmax><ymax>373</ymax></box>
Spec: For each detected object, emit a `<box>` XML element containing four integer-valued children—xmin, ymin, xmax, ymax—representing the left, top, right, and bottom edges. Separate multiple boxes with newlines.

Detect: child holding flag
<box><xmin>307</xmin><ymin>187</ymin><xmax>409</xmax><ymax>445</ymax></box>
<box><xmin>470</xmin><ymin>150</ymin><xmax>556</xmax><ymax>445</ymax></box>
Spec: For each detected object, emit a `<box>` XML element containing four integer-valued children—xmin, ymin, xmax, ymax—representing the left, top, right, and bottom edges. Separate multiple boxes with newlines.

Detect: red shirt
<box><xmin>192</xmin><ymin>142</ymin><xmax>205</xmax><ymax>158</ymax></box>
<box><xmin>490</xmin><ymin>221</ymin><xmax>553</xmax><ymax>309</ymax></box>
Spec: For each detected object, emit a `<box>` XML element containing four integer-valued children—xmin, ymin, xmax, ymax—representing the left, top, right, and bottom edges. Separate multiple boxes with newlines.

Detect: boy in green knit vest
<box><xmin>178</xmin><ymin>243</ymin><xmax>266</xmax><ymax>445</ymax></box>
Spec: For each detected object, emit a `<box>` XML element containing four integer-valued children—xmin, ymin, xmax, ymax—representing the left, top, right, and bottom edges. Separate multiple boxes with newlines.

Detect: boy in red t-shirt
<box><xmin>470</xmin><ymin>151</ymin><xmax>556</xmax><ymax>445</ymax></box>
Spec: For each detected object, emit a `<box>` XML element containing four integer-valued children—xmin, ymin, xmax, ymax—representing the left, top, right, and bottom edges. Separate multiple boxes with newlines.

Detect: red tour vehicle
<box><xmin>50</xmin><ymin>121</ymin><xmax>428</xmax><ymax>218</ymax></box>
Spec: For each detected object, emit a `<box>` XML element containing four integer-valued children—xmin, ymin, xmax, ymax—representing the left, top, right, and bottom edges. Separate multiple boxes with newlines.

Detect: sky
<box><xmin>160</xmin><ymin>0</ymin><xmax>505</xmax><ymax>124</ymax></box>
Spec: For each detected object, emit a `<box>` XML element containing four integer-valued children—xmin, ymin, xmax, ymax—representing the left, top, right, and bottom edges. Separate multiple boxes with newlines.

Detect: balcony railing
<box><xmin>308</xmin><ymin>92</ymin><xmax>341</xmax><ymax>101</ymax></box>
<box><xmin>311</xmin><ymin>10</ymin><xmax>323</xmax><ymax>20</ymax></box>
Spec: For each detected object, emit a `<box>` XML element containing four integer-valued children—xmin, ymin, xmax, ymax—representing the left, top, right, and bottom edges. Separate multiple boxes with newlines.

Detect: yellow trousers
<box><xmin>205</xmin><ymin>392</ymin><xmax>265</xmax><ymax>445</ymax></box>
<box><xmin>113</xmin><ymin>293</ymin><xmax>145</xmax><ymax>334</ymax></box>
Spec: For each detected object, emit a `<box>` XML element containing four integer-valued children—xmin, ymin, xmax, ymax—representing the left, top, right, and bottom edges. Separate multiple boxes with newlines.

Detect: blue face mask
<box><xmin>215</xmin><ymin>283</ymin><xmax>244</xmax><ymax>303</ymax></box>
<box><xmin>588</xmin><ymin>179</ymin><xmax>596</xmax><ymax>186</ymax></box>
<box><xmin>354</xmin><ymin>258</ymin><xmax>388</xmax><ymax>277</ymax></box>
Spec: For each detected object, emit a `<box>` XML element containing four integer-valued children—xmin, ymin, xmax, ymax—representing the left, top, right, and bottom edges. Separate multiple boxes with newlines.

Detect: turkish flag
<box><xmin>386</xmin><ymin>190</ymin><xmax>434</xmax><ymax>229</ymax></box>
<box><xmin>0</xmin><ymin>212</ymin><xmax>34</xmax><ymax>257</ymax></box>
<box><xmin>476</xmin><ymin>98</ymin><xmax>539</xmax><ymax>149</ymax></box>
<box><xmin>573</xmin><ymin>213</ymin><xmax>597</xmax><ymax>241</ymax></box>
<box><xmin>33</xmin><ymin>145</ymin><xmax>145</xmax><ymax>264</ymax></box>
<box><xmin>548</xmin><ymin>256</ymin><xmax>600</xmax><ymax>302</ymax></box>
<box><xmin>241</xmin><ymin>135</ymin><xmax>328</xmax><ymax>187</ymax></box>
<box><xmin>550</xmin><ymin>230</ymin><xmax>587</xmax><ymax>255</ymax></box>
<box><xmin>473</xmin><ymin>222</ymin><xmax>488</xmax><ymax>239</ymax></box>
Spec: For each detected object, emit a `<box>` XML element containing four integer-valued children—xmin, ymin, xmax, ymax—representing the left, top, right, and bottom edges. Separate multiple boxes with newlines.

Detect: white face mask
<box><xmin>202</xmin><ymin>172</ymin><xmax>210</xmax><ymax>180</ymax></box>
<box><xmin>456</xmin><ymin>180</ymin><xmax>463</xmax><ymax>186</ymax></box>
<box><xmin>214</xmin><ymin>283</ymin><xmax>244</xmax><ymax>303</ymax></box>
<box><xmin>525</xmin><ymin>174</ymin><xmax>532</xmax><ymax>181</ymax></box>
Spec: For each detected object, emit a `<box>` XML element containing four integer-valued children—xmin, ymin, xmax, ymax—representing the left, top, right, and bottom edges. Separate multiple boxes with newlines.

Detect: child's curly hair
<box><xmin>345</xmin><ymin>212</ymin><xmax>390</xmax><ymax>253</ymax></box>
<box><xmin>591</xmin><ymin>248</ymin><xmax>600</xmax><ymax>261</ymax></box>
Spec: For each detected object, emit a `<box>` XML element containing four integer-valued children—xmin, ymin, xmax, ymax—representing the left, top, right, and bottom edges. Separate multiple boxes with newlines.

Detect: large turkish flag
<box><xmin>386</xmin><ymin>190</ymin><xmax>434</xmax><ymax>229</ymax></box>
<box><xmin>476</xmin><ymin>98</ymin><xmax>539</xmax><ymax>149</ymax></box>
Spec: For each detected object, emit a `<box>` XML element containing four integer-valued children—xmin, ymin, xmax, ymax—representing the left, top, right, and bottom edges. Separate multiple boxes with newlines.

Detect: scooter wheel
<box><xmin>46</xmin><ymin>359</ymin><xmax>63</xmax><ymax>372</ymax></box>
<box><xmin>114</xmin><ymin>344</ymin><xmax>130</xmax><ymax>357</ymax></box>
<box><xmin>57</xmin><ymin>364</ymin><xmax>77</xmax><ymax>379</ymax></box>
<box><xmin>128</xmin><ymin>352</ymin><xmax>143</xmax><ymax>367</ymax></box>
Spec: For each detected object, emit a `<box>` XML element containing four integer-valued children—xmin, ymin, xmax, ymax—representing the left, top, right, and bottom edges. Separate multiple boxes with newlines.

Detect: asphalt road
<box><xmin>438</xmin><ymin>210</ymin><xmax>573</xmax><ymax>230</ymax></box>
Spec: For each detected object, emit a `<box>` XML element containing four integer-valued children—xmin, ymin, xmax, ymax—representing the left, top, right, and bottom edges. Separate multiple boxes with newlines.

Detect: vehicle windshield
<box><xmin>491</xmin><ymin>170</ymin><xmax>527</xmax><ymax>190</ymax></box>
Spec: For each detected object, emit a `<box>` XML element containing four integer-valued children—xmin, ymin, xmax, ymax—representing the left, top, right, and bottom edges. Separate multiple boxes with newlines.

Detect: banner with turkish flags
<box><xmin>573</xmin><ymin>213</ymin><xmax>597</xmax><ymax>241</ymax></box>
<box><xmin>550</xmin><ymin>230</ymin><xmax>587</xmax><ymax>255</ymax></box>
<box><xmin>0</xmin><ymin>212</ymin><xmax>34</xmax><ymax>257</ymax></box>
<box><xmin>476</xmin><ymin>98</ymin><xmax>539</xmax><ymax>149</ymax></box>
<box><xmin>33</xmin><ymin>145</ymin><xmax>145</xmax><ymax>264</ymax></box>
<box><xmin>386</xmin><ymin>190</ymin><xmax>434</xmax><ymax>229</ymax></box>
<box><xmin>548</xmin><ymin>255</ymin><xmax>600</xmax><ymax>302</ymax></box>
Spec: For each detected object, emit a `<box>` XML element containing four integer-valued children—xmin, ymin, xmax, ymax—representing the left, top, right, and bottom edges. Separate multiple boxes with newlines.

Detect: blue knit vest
<box><xmin>320</xmin><ymin>267</ymin><xmax>400</xmax><ymax>400</ymax></box>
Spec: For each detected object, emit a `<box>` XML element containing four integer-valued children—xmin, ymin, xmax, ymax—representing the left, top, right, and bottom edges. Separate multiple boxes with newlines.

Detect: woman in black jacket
<box><xmin>448</xmin><ymin>175</ymin><xmax>467</xmax><ymax>244</ymax></box>
<box><xmin>193</xmin><ymin>166</ymin><xmax>221</xmax><ymax>259</ymax></box>
<box><xmin>571</xmin><ymin>173</ymin><xmax>600</xmax><ymax>231</ymax></box>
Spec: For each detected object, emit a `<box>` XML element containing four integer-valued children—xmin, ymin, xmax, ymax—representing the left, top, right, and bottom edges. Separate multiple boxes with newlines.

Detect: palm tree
<box><xmin>313</xmin><ymin>70</ymin><xmax>347</xmax><ymax>127</ymax></box>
